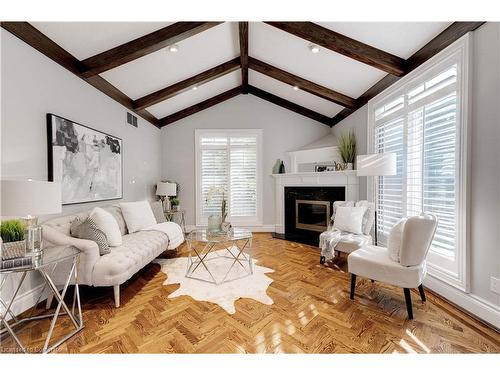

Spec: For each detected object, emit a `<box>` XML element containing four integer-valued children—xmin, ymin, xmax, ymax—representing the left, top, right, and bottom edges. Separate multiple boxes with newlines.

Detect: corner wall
<box><xmin>331</xmin><ymin>23</ymin><xmax>500</xmax><ymax>326</ymax></box>
<box><xmin>1</xmin><ymin>29</ymin><xmax>162</xmax><ymax>314</ymax></box>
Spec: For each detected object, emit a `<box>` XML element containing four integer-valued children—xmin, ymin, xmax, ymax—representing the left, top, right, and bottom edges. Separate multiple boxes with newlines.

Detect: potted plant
<box><xmin>170</xmin><ymin>197</ymin><xmax>180</xmax><ymax>211</ymax></box>
<box><xmin>0</xmin><ymin>219</ymin><xmax>27</xmax><ymax>260</ymax></box>
<box><xmin>338</xmin><ymin>130</ymin><xmax>357</xmax><ymax>170</ymax></box>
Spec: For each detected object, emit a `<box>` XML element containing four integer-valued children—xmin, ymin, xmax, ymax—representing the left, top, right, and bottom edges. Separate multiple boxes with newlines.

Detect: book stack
<box><xmin>0</xmin><ymin>256</ymin><xmax>33</xmax><ymax>270</ymax></box>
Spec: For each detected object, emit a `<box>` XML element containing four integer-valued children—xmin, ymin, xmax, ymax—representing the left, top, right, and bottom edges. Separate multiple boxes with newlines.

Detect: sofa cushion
<box><xmin>90</xmin><ymin>207</ymin><xmax>122</xmax><ymax>247</ymax></box>
<box><xmin>103</xmin><ymin>205</ymin><xmax>128</xmax><ymax>235</ymax></box>
<box><xmin>333</xmin><ymin>206</ymin><xmax>367</xmax><ymax>234</ymax></box>
<box><xmin>120</xmin><ymin>201</ymin><xmax>157</xmax><ymax>233</ymax></box>
<box><xmin>91</xmin><ymin>230</ymin><xmax>169</xmax><ymax>286</ymax></box>
<box><xmin>70</xmin><ymin>217</ymin><xmax>110</xmax><ymax>255</ymax></box>
<box><xmin>335</xmin><ymin>233</ymin><xmax>372</xmax><ymax>254</ymax></box>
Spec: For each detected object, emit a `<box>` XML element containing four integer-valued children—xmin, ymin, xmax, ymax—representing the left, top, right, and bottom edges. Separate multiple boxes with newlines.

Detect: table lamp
<box><xmin>356</xmin><ymin>153</ymin><xmax>397</xmax><ymax>244</ymax></box>
<box><xmin>1</xmin><ymin>180</ymin><xmax>62</xmax><ymax>256</ymax></box>
<box><xmin>156</xmin><ymin>182</ymin><xmax>177</xmax><ymax>211</ymax></box>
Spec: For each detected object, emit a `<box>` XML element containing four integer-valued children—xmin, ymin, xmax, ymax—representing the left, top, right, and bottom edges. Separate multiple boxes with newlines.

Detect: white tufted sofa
<box><xmin>42</xmin><ymin>204</ymin><xmax>183</xmax><ymax>307</ymax></box>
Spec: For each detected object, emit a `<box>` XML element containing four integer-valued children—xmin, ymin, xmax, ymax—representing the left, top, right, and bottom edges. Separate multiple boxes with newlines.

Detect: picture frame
<box><xmin>47</xmin><ymin>113</ymin><xmax>123</xmax><ymax>205</ymax></box>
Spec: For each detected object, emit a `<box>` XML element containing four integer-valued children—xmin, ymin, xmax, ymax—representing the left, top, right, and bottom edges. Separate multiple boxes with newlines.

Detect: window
<box><xmin>368</xmin><ymin>35</ymin><xmax>470</xmax><ymax>291</ymax></box>
<box><xmin>195</xmin><ymin>129</ymin><xmax>262</xmax><ymax>226</ymax></box>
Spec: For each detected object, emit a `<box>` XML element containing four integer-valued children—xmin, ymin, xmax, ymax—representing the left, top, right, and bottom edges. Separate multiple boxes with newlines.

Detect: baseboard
<box><xmin>424</xmin><ymin>274</ymin><xmax>500</xmax><ymax>329</ymax></box>
<box><xmin>185</xmin><ymin>225</ymin><xmax>275</xmax><ymax>233</ymax></box>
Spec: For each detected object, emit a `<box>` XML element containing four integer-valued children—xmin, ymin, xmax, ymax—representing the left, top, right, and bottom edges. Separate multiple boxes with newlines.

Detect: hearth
<box><xmin>283</xmin><ymin>186</ymin><xmax>345</xmax><ymax>246</ymax></box>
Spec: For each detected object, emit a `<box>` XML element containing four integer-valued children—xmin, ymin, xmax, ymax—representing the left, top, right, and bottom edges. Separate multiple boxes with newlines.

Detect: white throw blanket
<box><xmin>319</xmin><ymin>229</ymin><xmax>343</xmax><ymax>262</ymax></box>
<box><xmin>142</xmin><ymin>222</ymin><xmax>184</xmax><ymax>250</ymax></box>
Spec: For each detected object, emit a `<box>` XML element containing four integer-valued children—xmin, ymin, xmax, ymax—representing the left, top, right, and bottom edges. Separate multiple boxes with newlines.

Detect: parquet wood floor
<box><xmin>1</xmin><ymin>233</ymin><xmax>499</xmax><ymax>353</ymax></box>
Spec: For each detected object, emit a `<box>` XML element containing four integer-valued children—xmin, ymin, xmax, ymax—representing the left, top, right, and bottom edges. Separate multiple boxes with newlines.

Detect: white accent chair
<box><xmin>348</xmin><ymin>213</ymin><xmax>438</xmax><ymax>319</ymax></box>
<box><xmin>319</xmin><ymin>200</ymin><xmax>375</xmax><ymax>264</ymax></box>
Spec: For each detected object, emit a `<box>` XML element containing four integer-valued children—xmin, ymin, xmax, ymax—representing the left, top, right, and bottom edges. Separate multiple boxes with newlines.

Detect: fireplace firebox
<box><xmin>283</xmin><ymin>186</ymin><xmax>345</xmax><ymax>246</ymax></box>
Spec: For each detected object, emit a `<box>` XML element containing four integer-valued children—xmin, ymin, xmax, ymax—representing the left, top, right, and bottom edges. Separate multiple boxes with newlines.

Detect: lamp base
<box><xmin>24</xmin><ymin>218</ymin><xmax>43</xmax><ymax>257</ymax></box>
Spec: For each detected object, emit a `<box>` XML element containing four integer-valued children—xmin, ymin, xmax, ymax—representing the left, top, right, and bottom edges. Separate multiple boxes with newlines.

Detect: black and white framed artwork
<box><xmin>47</xmin><ymin>113</ymin><xmax>123</xmax><ymax>205</ymax></box>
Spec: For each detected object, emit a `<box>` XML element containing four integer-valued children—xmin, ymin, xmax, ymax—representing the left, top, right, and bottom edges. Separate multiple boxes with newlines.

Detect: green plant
<box><xmin>0</xmin><ymin>219</ymin><xmax>26</xmax><ymax>243</ymax></box>
<box><xmin>338</xmin><ymin>130</ymin><xmax>357</xmax><ymax>163</ymax></box>
<box><xmin>169</xmin><ymin>197</ymin><xmax>180</xmax><ymax>206</ymax></box>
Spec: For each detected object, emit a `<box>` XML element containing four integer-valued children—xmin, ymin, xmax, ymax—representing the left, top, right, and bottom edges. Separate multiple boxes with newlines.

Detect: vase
<box><xmin>207</xmin><ymin>215</ymin><xmax>222</xmax><ymax>233</ymax></box>
<box><xmin>279</xmin><ymin>161</ymin><xmax>285</xmax><ymax>174</ymax></box>
<box><xmin>346</xmin><ymin>163</ymin><xmax>354</xmax><ymax>170</ymax></box>
<box><xmin>272</xmin><ymin>159</ymin><xmax>281</xmax><ymax>174</ymax></box>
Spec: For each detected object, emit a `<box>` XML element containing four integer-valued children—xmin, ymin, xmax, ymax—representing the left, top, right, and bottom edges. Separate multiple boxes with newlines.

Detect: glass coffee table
<box><xmin>186</xmin><ymin>228</ymin><xmax>253</xmax><ymax>285</ymax></box>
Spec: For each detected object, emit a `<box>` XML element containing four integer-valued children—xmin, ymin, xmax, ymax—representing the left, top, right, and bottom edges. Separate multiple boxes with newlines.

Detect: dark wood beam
<box><xmin>265</xmin><ymin>22</ymin><xmax>406</xmax><ymax>76</ymax></box>
<box><xmin>1</xmin><ymin>22</ymin><xmax>160</xmax><ymax>127</ymax></box>
<box><xmin>159</xmin><ymin>87</ymin><xmax>242</xmax><ymax>127</ymax></box>
<box><xmin>80</xmin><ymin>22</ymin><xmax>222</xmax><ymax>77</ymax></box>
<box><xmin>248</xmin><ymin>85</ymin><xmax>331</xmax><ymax>126</ymax></box>
<box><xmin>249</xmin><ymin>57</ymin><xmax>355</xmax><ymax>108</ymax></box>
<box><xmin>239</xmin><ymin>22</ymin><xmax>249</xmax><ymax>93</ymax></box>
<box><xmin>134</xmin><ymin>58</ymin><xmax>241</xmax><ymax>111</ymax></box>
<box><xmin>330</xmin><ymin>22</ymin><xmax>485</xmax><ymax>127</ymax></box>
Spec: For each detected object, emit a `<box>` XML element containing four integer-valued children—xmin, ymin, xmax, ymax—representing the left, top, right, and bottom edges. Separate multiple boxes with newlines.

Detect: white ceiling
<box><xmin>31</xmin><ymin>21</ymin><xmax>452</xmax><ymax>122</ymax></box>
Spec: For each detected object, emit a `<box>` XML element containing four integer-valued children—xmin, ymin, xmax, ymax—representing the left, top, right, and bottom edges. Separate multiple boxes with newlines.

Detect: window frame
<box><xmin>367</xmin><ymin>34</ymin><xmax>471</xmax><ymax>292</ymax></box>
<box><xmin>195</xmin><ymin>128</ymin><xmax>263</xmax><ymax>227</ymax></box>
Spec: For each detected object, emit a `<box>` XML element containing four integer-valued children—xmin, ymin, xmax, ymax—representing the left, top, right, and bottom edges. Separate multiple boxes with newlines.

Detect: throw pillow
<box><xmin>387</xmin><ymin>218</ymin><xmax>407</xmax><ymax>263</ymax></box>
<box><xmin>119</xmin><ymin>200</ymin><xmax>157</xmax><ymax>233</ymax></box>
<box><xmin>70</xmin><ymin>217</ymin><xmax>110</xmax><ymax>256</ymax></box>
<box><xmin>333</xmin><ymin>206</ymin><xmax>367</xmax><ymax>234</ymax></box>
<box><xmin>150</xmin><ymin>201</ymin><xmax>166</xmax><ymax>224</ymax></box>
<box><xmin>90</xmin><ymin>207</ymin><xmax>122</xmax><ymax>247</ymax></box>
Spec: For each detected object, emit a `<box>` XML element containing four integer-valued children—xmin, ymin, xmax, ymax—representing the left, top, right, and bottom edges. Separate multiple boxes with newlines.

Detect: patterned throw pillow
<box><xmin>70</xmin><ymin>217</ymin><xmax>110</xmax><ymax>256</ymax></box>
<box><xmin>150</xmin><ymin>201</ymin><xmax>166</xmax><ymax>224</ymax></box>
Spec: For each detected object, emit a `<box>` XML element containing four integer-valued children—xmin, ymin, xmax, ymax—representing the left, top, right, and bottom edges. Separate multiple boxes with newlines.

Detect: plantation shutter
<box><xmin>197</xmin><ymin>130</ymin><xmax>261</xmax><ymax>224</ymax></box>
<box><xmin>373</xmin><ymin>65</ymin><xmax>459</xmax><ymax>260</ymax></box>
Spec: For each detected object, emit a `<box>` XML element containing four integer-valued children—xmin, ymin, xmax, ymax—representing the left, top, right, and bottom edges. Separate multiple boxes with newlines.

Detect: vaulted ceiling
<box><xmin>1</xmin><ymin>21</ymin><xmax>484</xmax><ymax>128</ymax></box>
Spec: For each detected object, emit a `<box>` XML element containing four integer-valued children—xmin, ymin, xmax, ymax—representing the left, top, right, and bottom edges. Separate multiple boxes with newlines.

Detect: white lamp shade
<box><xmin>156</xmin><ymin>182</ymin><xmax>176</xmax><ymax>197</ymax></box>
<box><xmin>356</xmin><ymin>153</ymin><xmax>397</xmax><ymax>176</ymax></box>
<box><xmin>1</xmin><ymin>180</ymin><xmax>62</xmax><ymax>217</ymax></box>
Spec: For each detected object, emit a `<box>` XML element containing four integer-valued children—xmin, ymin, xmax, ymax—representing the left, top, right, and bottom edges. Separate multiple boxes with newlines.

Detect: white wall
<box><xmin>161</xmin><ymin>94</ymin><xmax>332</xmax><ymax>227</ymax></box>
<box><xmin>332</xmin><ymin>23</ymin><xmax>500</xmax><ymax>324</ymax></box>
<box><xmin>0</xmin><ymin>30</ymin><xmax>162</xmax><ymax>313</ymax></box>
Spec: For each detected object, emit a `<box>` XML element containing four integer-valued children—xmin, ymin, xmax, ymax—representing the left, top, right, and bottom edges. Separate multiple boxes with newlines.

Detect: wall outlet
<box><xmin>491</xmin><ymin>277</ymin><xmax>500</xmax><ymax>295</ymax></box>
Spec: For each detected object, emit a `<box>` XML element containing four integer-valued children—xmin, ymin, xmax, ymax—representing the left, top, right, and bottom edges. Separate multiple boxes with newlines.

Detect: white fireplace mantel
<box><xmin>271</xmin><ymin>171</ymin><xmax>359</xmax><ymax>234</ymax></box>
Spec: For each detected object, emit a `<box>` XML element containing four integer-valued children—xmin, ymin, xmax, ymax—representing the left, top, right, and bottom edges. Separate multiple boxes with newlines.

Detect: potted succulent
<box><xmin>338</xmin><ymin>130</ymin><xmax>357</xmax><ymax>170</ymax></box>
<box><xmin>0</xmin><ymin>219</ymin><xmax>27</xmax><ymax>260</ymax></box>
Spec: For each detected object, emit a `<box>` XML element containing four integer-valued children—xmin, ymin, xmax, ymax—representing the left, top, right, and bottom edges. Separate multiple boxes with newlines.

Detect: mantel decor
<box><xmin>47</xmin><ymin>113</ymin><xmax>123</xmax><ymax>205</ymax></box>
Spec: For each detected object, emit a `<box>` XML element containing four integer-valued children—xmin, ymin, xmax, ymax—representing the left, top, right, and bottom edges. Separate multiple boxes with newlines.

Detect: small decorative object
<box><xmin>333</xmin><ymin>161</ymin><xmax>348</xmax><ymax>171</ymax></box>
<box><xmin>156</xmin><ymin>181</ymin><xmax>177</xmax><ymax>211</ymax></box>
<box><xmin>279</xmin><ymin>161</ymin><xmax>285</xmax><ymax>174</ymax></box>
<box><xmin>315</xmin><ymin>164</ymin><xmax>336</xmax><ymax>172</ymax></box>
<box><xmin>206</xmin><ymin>186</ymin><xmax>227</xmax><ymax>233</ymax></box>
<box><xmin>338</xmin><ymin>130</ymin><xmax>357</xmax><ymax>170</ymax></box>
<box><xmin>221</xmin><ymin>221</ymin><xmax>232</xmax><ymax>234</ymax></box>
<box><xmin>170</xmin><ymin>197</ymin><xmax>180</xmax><ymax>211</ymax></box>
<box><xmin>47</xmin><ymin>113</ymin><xmax>123</xmax><ymax>205</ymax></box>
<box><xmin>1</xmin><ymin>180</ymin><xmax>62</xmax><ymax>257</ymax></box>
<box><xmin>272</xmin><ymin>159</ymin><xmax>282</xmax><ymax>174</ymax></box>
<box><xmin>0</xmin><ymin>219</ymin><xmax>27</xmax><ymax>260</ymax></box>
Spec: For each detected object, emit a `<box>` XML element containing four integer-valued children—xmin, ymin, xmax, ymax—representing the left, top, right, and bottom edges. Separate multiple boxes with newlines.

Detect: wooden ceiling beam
<box><xmin>265</xmin><ymin>22</ymin><xmax>406</xmax><ymax>76</ymax></box>
<box><xmin>330</xmin><ymin>22</ymin><xmax>485</xmax><ymax>127</ymax></box>
<box><xmin>80</xmin><ymin>22</ymin><xmax>222</xmax><ymax>77</ymax></box>
<box><xmin>249</xmin><ymin>57</ymin><xmax>355</xmax><ymax>108</ymax></box>
<box><xmin>134</xmin><ymin>58</ymin><xmax>241</xmax><ymax>111</ymax></box>
<box><xmin>159</xmin><ymin>86</ymin><xmax>242</xmax><ymax>127</ymax></box>
<box><xmin>1</xmin><ymin>22</ymin><xmax>160</xmax><ymax>127</ymax></box>
<box><xmin>248</xmin><ymin>85</ymin><xmax>331</xmax><ymax>126</ymax></box>
<box><xmin>239</xmin><ymin>22</ymin><xmax>249</xmax><ymax>93</ymax></box>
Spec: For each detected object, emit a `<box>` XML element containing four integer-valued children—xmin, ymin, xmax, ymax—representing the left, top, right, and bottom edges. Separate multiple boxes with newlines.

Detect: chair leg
<box><xmin>350</xmin><ymin>274</ymin><xmax>357</xmax><ymax>300</ymax></box>
<box><xmin>403</xmin><ymin>288</ymin><xmax>413</xmax><ymax>320</ymax></box>
<box><xmin>418</xmin><ymin>284</ymin><xmax>426</xmax><ymax>302</ymax></box>
<box><xmin>113</xmin><ymin>285</ymin><xmax>120</xmax><ymax>308</ymax></box>
<box><xmin>320</xmin><ymin>256</ymin><xmax>326</xmax><ymax>264</ymax></box>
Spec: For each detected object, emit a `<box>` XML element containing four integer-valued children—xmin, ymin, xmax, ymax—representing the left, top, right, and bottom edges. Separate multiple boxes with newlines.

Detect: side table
<box><xmin>0</xmin><ymin>245</ymin><xmax>83</xmax><ymax>353</ymax></box>
<box><xmin>164</xmin><ymin>209</ymin><xmax>187</xmax><ymax>234</ymax></box>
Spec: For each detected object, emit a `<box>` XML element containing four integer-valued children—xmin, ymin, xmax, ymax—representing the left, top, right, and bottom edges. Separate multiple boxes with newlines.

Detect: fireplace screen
<box><xmin>295</xmin><ymin>200</ymin><xmax>331</xmax><ymax>232</ymax></box>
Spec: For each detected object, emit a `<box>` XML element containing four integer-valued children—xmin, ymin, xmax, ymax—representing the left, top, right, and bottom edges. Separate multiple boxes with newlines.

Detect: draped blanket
<box><xmin>142</xmin><ymin>222</ymin><xmax>184</xmax><ymax>250</ymax></box>
<box><xmin>319</xmin><ymin>229</ymin><xmax>343</xmax><ymax>262</ymax></box>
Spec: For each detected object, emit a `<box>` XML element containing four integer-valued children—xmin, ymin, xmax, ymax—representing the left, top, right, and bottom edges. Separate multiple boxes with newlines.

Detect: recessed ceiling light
<box><xmin>293</xmin><ymin>86</ymin><xmax>299</xmax><ymax>91</ymax></box>
<box><xmin>192</xmin><ymin>86</ymin><xmax>198</xmax><ymax>91</ymax></box>
<box><xmin>167</xmin><ymin>44</ymin><xmax>179</xmax><ymax>53</ymax></box>
<box><xmin>309</xmin><ymin>44</ymin><xmax>320</xmax><ymax>54</ymax></box>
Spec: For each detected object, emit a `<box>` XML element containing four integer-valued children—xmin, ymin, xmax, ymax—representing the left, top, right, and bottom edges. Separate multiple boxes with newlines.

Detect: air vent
<box><xmin>127</xmin><ymin>112</ymin><xmax>138</xmax><ymax>127</ymax></box>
